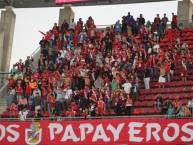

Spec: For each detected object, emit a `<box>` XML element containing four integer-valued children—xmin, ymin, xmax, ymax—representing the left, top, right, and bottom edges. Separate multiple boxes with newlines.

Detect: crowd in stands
<box><xmin>5</xmin><ymin>12</ymin><xmax>193</xmax><ymax>120</ymax></box>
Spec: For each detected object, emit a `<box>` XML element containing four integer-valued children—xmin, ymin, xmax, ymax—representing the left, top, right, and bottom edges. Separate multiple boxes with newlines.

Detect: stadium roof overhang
<box><xmin>0</xmin><ymin>0</ymin><xmax>178</xmax><ymax>9</ymax></box>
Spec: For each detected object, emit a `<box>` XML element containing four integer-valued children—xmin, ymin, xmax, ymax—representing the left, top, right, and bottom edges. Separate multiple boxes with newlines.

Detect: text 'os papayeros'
<box><xmin>0</xmin><ymin>119</ymin><xmax>193</xmax><ymax>145</ymax></box>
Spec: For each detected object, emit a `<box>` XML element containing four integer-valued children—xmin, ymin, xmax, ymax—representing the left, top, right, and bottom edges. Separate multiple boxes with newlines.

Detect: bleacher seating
<box><xmin>1</xmin><ymin>13</ymin><xmax>193</xmax><ymax>120</ymax></box>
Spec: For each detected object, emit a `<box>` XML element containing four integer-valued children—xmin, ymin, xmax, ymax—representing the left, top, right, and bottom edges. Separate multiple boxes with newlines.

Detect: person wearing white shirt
<box><xmin>70</xmin><ymin>19</ymin><xmax>76</xmax><ymax>31</ymax></box>
<box><xmin>152</xmin><ymin>41</ymin><xmax>160</xmax><ymax>53</ymax></box>
<box><xmin>122</xmin><ymin>79</ymin><xmax>132</xmax><ymax>94</ymax></box>
<box><xmin>181</xmin><ymin>42</ymin><xmax>188</xmax><ymax>50</ymax></box>
<box><xmin>19</xmin><ymin>107</ymin><xmax>28</xmax><ymax>121</ymax></box>
<box><xmin>60</xmin><ymin>48</ymin><xmax>68</xmax><ymax>58</ymax></box>
<box><xmin>187</xmin><ymin>98</ymin><xmax>193</xmax><ymax>114</ymax></box>
<box><xmin>63</xmin><ymin>86</ymin><xmax>72</xmax><ymax>109</ymax></box>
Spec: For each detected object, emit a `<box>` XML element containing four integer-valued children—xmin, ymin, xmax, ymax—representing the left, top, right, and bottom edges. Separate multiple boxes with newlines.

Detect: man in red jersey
<box><xmin>97</xmin><ymin>97</ymin><xmax>105</xmax><ymax>116</ymax></box>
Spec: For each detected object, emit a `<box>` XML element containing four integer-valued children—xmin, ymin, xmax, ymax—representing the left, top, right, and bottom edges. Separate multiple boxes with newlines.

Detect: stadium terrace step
<box><xmin>0</xmin><ymin>95</ymin><xmax>8</xmax><ymax>114</ymax></box>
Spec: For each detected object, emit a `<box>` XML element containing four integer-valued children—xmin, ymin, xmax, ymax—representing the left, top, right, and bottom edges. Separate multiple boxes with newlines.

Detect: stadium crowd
<box><xmin>6</xmin><ymin>12</ymin><xmax>193</xmax><ymax>120</ymax></box>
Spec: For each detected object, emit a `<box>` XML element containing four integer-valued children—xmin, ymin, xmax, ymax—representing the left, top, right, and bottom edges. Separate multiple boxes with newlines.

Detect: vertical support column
<box><xmin>0</xmin><ymin>6</ymin><xmax>16</xmax><ymax>84</ymax></box>
<box><xmin>58</xmin><ymin>4</ymin><xmax>75</xmax><ymax>26</ymax></box>
<box><xmin>177</xmin><ymin>0</ymin><xmax>193</xmax><ymax>28</ymax></box>
<box><xmin>0</xmin><ymin>6</ymin><xmax>16</xmax><ymax>73</ymax></box>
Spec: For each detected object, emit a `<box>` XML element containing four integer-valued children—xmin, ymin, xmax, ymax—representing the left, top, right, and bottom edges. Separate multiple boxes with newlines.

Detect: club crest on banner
<box><xmin>25</xmin><ymin>122</ymin><xmax>42</xmax><ymax>145</ymax></box>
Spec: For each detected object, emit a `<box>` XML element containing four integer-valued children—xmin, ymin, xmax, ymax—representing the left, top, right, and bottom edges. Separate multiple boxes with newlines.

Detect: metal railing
<box><xmin>0</xmin><ymin>46</ymin><xmax>40</xmax><ymax>99</ymax></box>
<box><xmin>96</xmin><ymin>19</ymin><xmax>193</xmax><ymax>29</ymax></box>
<box><xmin>0</xmin><ymin>114</ymin><xmax>192</xmax><ymax>122</ymax></box>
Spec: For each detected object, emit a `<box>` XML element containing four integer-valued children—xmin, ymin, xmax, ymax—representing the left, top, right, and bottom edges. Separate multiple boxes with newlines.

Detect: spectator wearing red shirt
<box><xmin>154</xmin><ymin>14</ymin><xmax>161</xmax><ymax>30</ymax></box>
<box><xmin>171</xmin><ymin>13</ymin><xmax>181</xmax><ymax>31</ymax></box>
<box><xmin>70</xmin><ymin>101</ymin><xmax>78</xmax><ymax>113</ymax></box>
<box><xmin>9</xmin><ymin>102</ymin><xmax>18</xmax><ymax>116</ymax></box>
<box><xmin>97</xmin><ymin>97</ymin><xmax>105</xmax><ymax>116</ymax></box>
<box><xmin>166</xmin><ymin>27</ymin><xmax>173</xmax><ymax>44</ymax></box>
<box><xmin>66</xmin><ymin>107</ymin><xmax>75</xmax><ymax>117</ymax></box>
<box><xmin>32</xmin><ymin>70</ymin><xmax>39</xmax><ymax>81</ymax></box>
<box><xmin>25</xmin><ymin>82</ymin><xmax>32</xmax><ymax>100</ymax></box>
<box><xmin>7</xmin><ymin>76</ymin><xmax>15</xmax><ymax>88</ymax></box>
<box><xmin>15</xmin><ymin>84</ymin><xmax>23</xmax><ymax>103</ymax></box>
<box><xmin>15</xmin><ymin>59</ymin><xmax>25</xmax><ymax>74</ymax></box>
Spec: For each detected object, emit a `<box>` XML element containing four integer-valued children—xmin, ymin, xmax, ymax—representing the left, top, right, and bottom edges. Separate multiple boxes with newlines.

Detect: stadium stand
<box><xmin>1</xmin><ymin>12</ymin><xmax>193</xmax><ymax>120</ymax></box>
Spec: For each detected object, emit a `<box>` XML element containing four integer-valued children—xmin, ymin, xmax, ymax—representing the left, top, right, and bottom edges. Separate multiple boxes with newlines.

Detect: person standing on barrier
<box><xmin>162</xmin><ymin>13</ymin><xmax>169</xmax><ymax>34</ymax></box>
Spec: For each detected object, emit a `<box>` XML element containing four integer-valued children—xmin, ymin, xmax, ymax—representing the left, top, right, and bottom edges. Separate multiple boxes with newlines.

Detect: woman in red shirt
<box><xmin>9</xmin><ymin>102</ymin><xmax>18</xmax><ymax>116</ymax></box>
<box><xmin>97</xmin><ymin>96</ymin><xmax>105</xmax><ymax>116</ymax></box>
<box><xmin>15</xmin><ymin>84</ymin><xmax>23</xmax><ymax>104</ymax></box>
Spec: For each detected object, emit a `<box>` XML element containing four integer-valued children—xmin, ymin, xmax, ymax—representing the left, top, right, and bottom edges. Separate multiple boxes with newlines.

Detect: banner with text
<box><xmin>0</xmin><ymin>119</ymin><xmax>193</xmax><ymax>145</ymax></box>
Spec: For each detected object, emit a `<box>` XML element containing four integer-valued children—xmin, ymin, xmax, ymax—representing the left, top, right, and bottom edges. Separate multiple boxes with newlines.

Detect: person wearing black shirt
<box><xmin>39</xmin><ymin>37</ymin><xmax>48</xmax><ymax>50</ymax></box>
<box><xmin>144</xmin><ymin>65</ymin><xmax>150</xmax><ymax>89</ymax></box>
<box><xmin>139</xmin><ymin>14</ymin><xmax>145</xmax><ymax>26</ymax></box>
<box><xmin>61</xmin><ymin>20</ymin><xmax>69</xmax><ymax>34</ymax></box>
<box><xmin>162</xmin><ymin>98</ymin><xmax>172</xmax><ymax>114</ymax></box>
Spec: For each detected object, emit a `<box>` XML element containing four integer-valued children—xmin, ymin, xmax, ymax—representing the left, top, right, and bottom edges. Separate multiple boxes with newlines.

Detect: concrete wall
<box><xmin>177</xmin><ymin>0</ymin><xmax>193</xmax><ymax>28</ymax></box>
<box><xmin>0</xmin><ymin>7</ymin><xmax>16</xmax><ymax>73</ymax></box>
<box><xmin>0</xmin><ymin>6</ymin><xmax>16</xmax><ymax>84</ymax></box>
<box><xmin>58</xmin><ymin>5</ymin><xmax>75</xmax><ymax>27</ymax></box>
